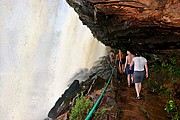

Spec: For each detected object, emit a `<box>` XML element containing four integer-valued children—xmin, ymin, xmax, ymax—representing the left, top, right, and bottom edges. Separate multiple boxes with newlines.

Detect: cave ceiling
<box><xmin>66</xmin><ymin>0</ymin><xmax>180</xmax><ymax>51</ymax></box>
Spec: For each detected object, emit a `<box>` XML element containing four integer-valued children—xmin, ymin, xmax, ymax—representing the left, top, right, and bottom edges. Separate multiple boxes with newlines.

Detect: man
<box><xmin>130</xmin><ymin>51</ymin><xmax>148</xmax><ymax>100</ymax></box>
<box><xmin>124</xmin><ymin>50</ymin><xmax>134</xmax><ymax>87</ymax></box>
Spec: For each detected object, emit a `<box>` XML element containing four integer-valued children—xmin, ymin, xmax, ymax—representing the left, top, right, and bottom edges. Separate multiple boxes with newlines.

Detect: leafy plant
<box><xmin>164</xmin><ymin>100</ymin><xmax>180</xmax><ymax>120</ymax></box>
<box><xmin>164</xmin><ymin>100</ymin><xmax>176</xmax><ymax>113</ymax></box>
<box><xmin>69</xmin><ymin>93</ymin><xmax>93</xmax><ymax>120</ymax></box>
<box><xmin>161</xmin><ymin>55</ymin><xmax>179</xmax><ymax>76</ymax></box>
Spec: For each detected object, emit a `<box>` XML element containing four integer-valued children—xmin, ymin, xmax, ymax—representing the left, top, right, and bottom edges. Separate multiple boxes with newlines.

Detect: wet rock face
<box><xmin>66</xmin><ymin>0</ymin><xmax>180</xmax><ymax>50</ymax></box>
<box><xmin>48</xmin><ymin>80</ymin><xmax>82</xmax><ymax>119</ymax></box>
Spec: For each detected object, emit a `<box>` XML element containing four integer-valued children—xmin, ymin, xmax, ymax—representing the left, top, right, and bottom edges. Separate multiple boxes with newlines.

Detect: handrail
<box><xmin>85</xmin><ymin>67</ymin><xmax>115</xmax><ymax>120</ymax></box>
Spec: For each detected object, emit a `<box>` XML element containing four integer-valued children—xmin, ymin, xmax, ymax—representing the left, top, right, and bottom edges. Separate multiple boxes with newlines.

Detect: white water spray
<box><xmin>0</xmin><ymin>0</ymin><xmax>106</xmax><ymax>120</ymax></box>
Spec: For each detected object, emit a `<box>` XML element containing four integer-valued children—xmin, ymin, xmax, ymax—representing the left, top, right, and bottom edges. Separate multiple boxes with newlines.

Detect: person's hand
<box><xmin>129</xmin><ymin>67</ymin><xmax>132</xmax><ymax>70</ymax></box>
<box><xmin>145</xmin><ymin>73</ymin><xmax>148</xmax><ymax>78</ymax></box>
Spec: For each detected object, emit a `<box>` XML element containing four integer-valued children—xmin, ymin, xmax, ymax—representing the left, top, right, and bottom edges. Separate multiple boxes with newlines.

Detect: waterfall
<box><xmin>0</xmin><ymin>0</ymin><xmax>106</xmax><ymax>120</ymax></box>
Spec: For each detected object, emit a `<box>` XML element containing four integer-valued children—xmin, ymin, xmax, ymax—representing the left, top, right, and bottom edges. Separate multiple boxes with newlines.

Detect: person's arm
<box><xmin>115</xmin><ymin>54</ymin><xmax>119</xmax><ymax>63</ymax></box>
<box><xmin>130</xmin><ymin>60</ymin><xmax>134</xmax><ymax>70</ymax></box>
<box><xmin>119</xmin><ymin>51</ymin><xmax>122</xmax><ymax>62</ymax></box>
<box><xmin>118</xmin><ymin>61</ymin><xmax>121</xmax><ymax>72</ymax></box>
<box><xmin>124</xmin><ymin>56</ymin><xmax>128</xmax><ymax>72</ymax></box>
<box><xmin>145</xmin><ymin>62</ymin><xmax>148</xmax><ymax>78</ymax></box>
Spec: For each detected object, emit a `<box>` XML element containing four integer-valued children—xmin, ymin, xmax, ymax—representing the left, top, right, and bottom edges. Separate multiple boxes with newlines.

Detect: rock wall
<box><xmin>66</xmin><ymin>0</ymin><xmax>180</xmax><ymax>51</ymax></box>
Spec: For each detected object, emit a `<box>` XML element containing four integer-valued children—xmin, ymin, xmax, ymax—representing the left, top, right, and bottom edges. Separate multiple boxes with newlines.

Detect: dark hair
<box><xmin>136</xmin><ymin>51</ymin><xmax>142</xmax><ymax>57</ymax></box>
<box><xmin>127</xmin><ymin>48</ymin><xmax>135</xmax><ymax>55</ymax></box>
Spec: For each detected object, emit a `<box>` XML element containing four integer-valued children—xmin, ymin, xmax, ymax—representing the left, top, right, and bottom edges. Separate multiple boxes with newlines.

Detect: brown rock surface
<box><xmin>66</xmin><ymin>0</ymin><xmax>180</xmax><ymax>50</ymax></box>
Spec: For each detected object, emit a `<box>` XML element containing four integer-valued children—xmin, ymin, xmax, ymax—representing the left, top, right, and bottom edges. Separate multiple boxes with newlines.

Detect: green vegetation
<box><xmin>69</xmin><ymin>94</ymin><xmax>111</xmax><ymax>120</ymax></box>
<box><xmin>69</xmin><ymin>93</ymin><xmax>93</xmax><ymax>120</ymax></box>
<box><xmin>161</xmin><ymin>54</ymin><xmax>180</xmax><ymax>76</ymax></box>
<box><xmin>143</xmin><ymin>53</ymin><xmax>180</xmax><ymax>120</ymax></box>
<box><xmin>164</xmin><ymin>100</ymin><xmax>180</xmax><ymax>120</ymax></box>
<box><xmin>94</xmin><ymin>107</ymin><xmax>108</xmax><ymax>117</ymax></box>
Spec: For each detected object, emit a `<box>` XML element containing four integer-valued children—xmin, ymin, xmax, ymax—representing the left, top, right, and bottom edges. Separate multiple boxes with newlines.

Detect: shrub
<box><xmin>69</xmin><ymin>94</ymin><xmax>93</xmax><ymax>120</ymax></box>
<box><xmin>164</xmin><ymin>100</ymin><xmax>180</xmax><ymax>120</ymax></box>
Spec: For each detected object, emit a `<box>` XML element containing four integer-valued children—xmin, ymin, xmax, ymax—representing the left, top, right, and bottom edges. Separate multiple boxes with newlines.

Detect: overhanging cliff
<box><xmin>66</xmin><ymin>0</ymin><xmax>180</xmax><ymax>51</ymax></box>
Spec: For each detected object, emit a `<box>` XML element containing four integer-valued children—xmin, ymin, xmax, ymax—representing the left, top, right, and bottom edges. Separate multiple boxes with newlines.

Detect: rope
<box><xmin>85</xmin><ymin>67</ymin><xmax>115</xmax><ymax>120</ymax></box>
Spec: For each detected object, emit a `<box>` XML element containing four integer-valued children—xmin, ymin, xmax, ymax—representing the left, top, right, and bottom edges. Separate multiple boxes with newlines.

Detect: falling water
<box><xmin>0</xmin><ymin>0</ymin><xmax>106</xmax><ymax>120</ymax></box>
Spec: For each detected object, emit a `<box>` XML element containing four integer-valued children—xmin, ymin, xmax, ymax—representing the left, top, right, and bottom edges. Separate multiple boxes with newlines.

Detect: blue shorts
<box><xmin>126</xmin><ymin>64</ymin><xmax>134</xmax><ymax>74</ymax></box>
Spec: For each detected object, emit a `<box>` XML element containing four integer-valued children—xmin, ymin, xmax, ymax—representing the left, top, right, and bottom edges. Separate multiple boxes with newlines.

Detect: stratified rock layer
<box><xmin>66</xmin><ymin>0</ymin><xmax>180</xmax><ymax>50</ymax></box>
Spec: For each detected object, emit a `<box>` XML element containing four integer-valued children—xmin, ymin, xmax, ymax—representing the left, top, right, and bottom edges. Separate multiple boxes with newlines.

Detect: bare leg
<box><xmin>131</xmin><ymin>74</ymin><xmax>134</xmax><ymax>83</ymax></box>
<box><xmin>138</xmin><ymin>83</ymin><xmax>142</xmax><ymax>95</ymax></box>
<box><xmin>127</xmin><ymin>74</ymin><xmax>131</xmax><ymax>87</ymax></box>
<box><xmin>135</xmin><ymin>83</ymin><xmax>140</xmax><ymax>97</ymax></box>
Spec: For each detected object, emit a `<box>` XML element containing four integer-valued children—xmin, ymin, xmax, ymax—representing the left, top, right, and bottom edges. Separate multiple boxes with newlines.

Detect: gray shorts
<box><xmin>134</xmin><ymin>71</ymin><xmax>145</xmax><ymax>83</ymax></box>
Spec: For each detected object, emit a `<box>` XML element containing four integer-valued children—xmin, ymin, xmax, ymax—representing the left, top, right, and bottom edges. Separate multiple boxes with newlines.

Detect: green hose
<box><xmin>85</xmin><ymin>67</ymin><xmax>115</xmax><ymax>120</ymax></box>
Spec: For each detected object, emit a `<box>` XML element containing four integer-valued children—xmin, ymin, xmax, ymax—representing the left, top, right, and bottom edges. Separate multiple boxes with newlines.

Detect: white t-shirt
<box><xmin>132</xmin><ymin>56</ymin><xmax>147</xmax><ymax>71</ymax></box>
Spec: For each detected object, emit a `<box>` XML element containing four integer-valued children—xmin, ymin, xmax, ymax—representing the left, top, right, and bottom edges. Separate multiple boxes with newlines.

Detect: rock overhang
<box><xmin>66</xmin><ymin>0</ymin><xmax>180</xmax><ymax>51</ymax></box>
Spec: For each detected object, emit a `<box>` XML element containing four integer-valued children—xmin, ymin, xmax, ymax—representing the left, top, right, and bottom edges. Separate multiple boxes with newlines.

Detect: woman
<box><xmin>130</xmin><ymin>51</ymin><xmax>148</xmax><ymax>100</ymax></box>
<box><xmin>119</xmin><ymin>50</ymin><xmax>126</xmax><ymax>74</ymax></box>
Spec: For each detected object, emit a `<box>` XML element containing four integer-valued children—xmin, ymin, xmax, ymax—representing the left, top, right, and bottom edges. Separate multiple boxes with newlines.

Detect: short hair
<box><xmin>136</xmin><ymin>51</ymin><xmax>142</xmax><ymax>57</ymax></box>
